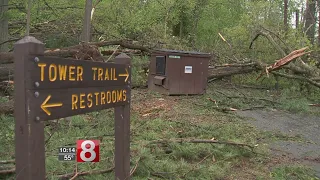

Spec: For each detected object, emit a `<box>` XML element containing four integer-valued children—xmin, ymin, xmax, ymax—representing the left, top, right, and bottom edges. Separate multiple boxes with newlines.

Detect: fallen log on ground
<box><xmin>0</xmin><ymin>39</ymin><xmax>150</xmax><ymax>82</ymax></box>
<box><xmin>0</xmin><ymin>63</ymin><xmax>14</xmax><ymax>81</ymax></box>
<box><xmin>0</xmin><ymin>168</ymin><xmax>15</xmax><ymax>174</ymax></box>
<box><xmin>207</xmin><ymin>47</ymin><xmax>320</xmax><ymax>88</ymax></box>
<box><xmin>0</xmin><ymin>39</ymin><xmax>151</xmax><ymax>64</ymax></box>
<box><xmin>207</xmin><ymin>65</ymin><xmax>259</xmax><ymax>81</ymax></box>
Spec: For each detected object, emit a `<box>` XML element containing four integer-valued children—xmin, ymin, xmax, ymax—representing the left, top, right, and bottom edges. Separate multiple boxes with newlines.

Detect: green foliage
<box><xmin>4</xmin><ymin>0</ymin><xmax>318</xmax><ymax>75</ymax></box>
<box><xmin>0</xmin><ymin>115</ymin><xmax>14</xmax><ymax>144</ymax></box>
<box><xmin>131</xmin><ymin>55</ymin><xmax>149</xmax><ymax>87</ymax></box>
<box><xmin>5</xmin><ymin>0</ymin><xmax>310</xmax><ymax>54</ymax></box>
<box><xmin>0</xmin><ymin>96</ymin><xmax>9</xmax><ymax>103</ymax></box>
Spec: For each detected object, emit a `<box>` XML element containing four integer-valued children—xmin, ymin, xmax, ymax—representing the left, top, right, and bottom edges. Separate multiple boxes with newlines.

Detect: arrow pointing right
<box><xmin>118</xmin><ymin>68</ymin><xmax>129</xmax><ymax>82</ymax></box>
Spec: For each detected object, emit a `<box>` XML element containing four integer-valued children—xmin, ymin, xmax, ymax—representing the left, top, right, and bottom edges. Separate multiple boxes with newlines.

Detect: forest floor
<box><xmin>0</xmin><ymin>80</ymin><xmax>319</xmax><ymax>179</ymax></box>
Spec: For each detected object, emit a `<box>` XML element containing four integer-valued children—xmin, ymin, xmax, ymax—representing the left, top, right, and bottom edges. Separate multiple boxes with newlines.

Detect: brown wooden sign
<box><xmin>27</xmin><ymin>86</ymin><xmax>130</xmax><ymax>121</ymax></box>
<box><xmin>25</xmin><ymin>56</ymin><xmax>130</xmax><ymax>90</ymax></box>
<box><xmin>24</xmin><ymin>56</ymin><xmax>131</xmax><ymax>121</ymax></box>
<box><xmin>14</xmin><ymin>36</ymin><xmax>131</xmax><ymax>180</ymax></box>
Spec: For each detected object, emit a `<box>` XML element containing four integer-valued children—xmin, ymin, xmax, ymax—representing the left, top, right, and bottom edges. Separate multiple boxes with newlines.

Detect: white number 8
<box><xmin>80</xmin><ymin>140</ymin><xmax>96</xmax><ymax>162</ymax></box>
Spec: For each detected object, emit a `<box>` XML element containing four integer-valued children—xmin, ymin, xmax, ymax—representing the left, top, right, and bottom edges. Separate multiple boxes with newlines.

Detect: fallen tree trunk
<box><xmin>0</xmin><ymin>63</ymin><xmax>13</xmax><ymax>81</ymax></box>
<box><xmin>208</xmin><ymin>61</ymin><xmax>320</xmax><ymax>88</ymax></box>
<box><xmin>207</xmin><ymin>65</ymin><xmax>259</xmax><ymax>81</ymax></box>
<box><xmin>0</xmin><ymin>40</ymin><xmax>148</xmax><ymax>81</ymax></box>
<box><xmin>250</xmin><ymin>28</ymin><xmax>320</xmax><ymax>77</ymax></box>
<box><xmin>0</xmin><ymin>40</ymin><xmax>151</xmax><ymax>64</ymax></box>
<box><xmin>101</xmin><ymin>49</ymin><xmax>141</xmax><ymax>56</ymax></box>
<box><xmin>0</xmin><ymin>52</ymin><xmax>13</xmax><ymax>64</ymax></box>
<box><xmin>208</xmin><ymin>46</ymin><xmax>320</xmax><ymax>88</ymax></box>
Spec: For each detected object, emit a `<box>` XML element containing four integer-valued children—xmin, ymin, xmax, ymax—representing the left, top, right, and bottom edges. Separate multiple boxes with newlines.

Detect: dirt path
<box><xmin>236</xmin><ymin>109</ymin><xmax>320</xmax><ymax>177</ymax></box>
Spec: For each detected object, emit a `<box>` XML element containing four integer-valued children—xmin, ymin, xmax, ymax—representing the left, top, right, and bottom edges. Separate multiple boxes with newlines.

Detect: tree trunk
<box><xmin>317</xmin><ymin>0</ymin><xmax>320</xmax><ymax>45</ymax></box>
<box><xmin>284</xmin><ymin>0</ymin><xmax>288</xmax><ymax>31</ymax></box>
<box><xmin>296</xmin><ymin>9</ymin><xmax>299</xmax><ymax>29</ymax></box>
<box><xmin>304</xmin><ymin>0</ymin><xmax>316</xmax><ymax>44</ymax></box>
<box><xmin>81</xmin><ymin>0</ymin><xmax>93</xmax><ymax>42</ymax></box>
<box><xmin>26</xmin><ymin>0</ymin><xmax>32</xmax><ymax>36</ymax></box>
<box><xmin>0</xmin><ymin>0</ymin><xmax>8</xmax><ymax>52</ymax></box>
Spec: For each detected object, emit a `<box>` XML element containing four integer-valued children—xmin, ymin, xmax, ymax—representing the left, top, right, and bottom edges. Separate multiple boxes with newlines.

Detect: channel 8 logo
<box><xmin>76</xmin><ymin>140</ymin><xmax>100</xmax><ymax>162</ymax></box>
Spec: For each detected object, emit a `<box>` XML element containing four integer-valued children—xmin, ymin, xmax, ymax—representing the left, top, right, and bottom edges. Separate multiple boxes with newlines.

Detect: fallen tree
<box><xmin>208</xmin><ymin>47</ymin><xmax>320</xmax><ymax>88</ymax></box>
<box><xmin>1</xmin><ymin>47</ymin><xmax>316</xmax><ymax>115</ymax></box>
<box><xmin>1</xmin><ymin>31</ymin><xmax>320</xmax><ymax>115</ymax></box>
<box><xmin>208</xmin><ymin>28</ymin><xmax>320</xmax><ymax>88</ymax></box>
<box><xmin>0</xmin><ymin>39</ymin><xmax>151</xmax><ymax>64</ymax></box>
<box><xmin>0</xmin><ymin>39</ymin><xmax>151</xmax><ymax>81</ymax></box>
<box><xmin>0</xmin><ymin>63</ymin><xmax>13</xmax><ymax>81</ymax></box>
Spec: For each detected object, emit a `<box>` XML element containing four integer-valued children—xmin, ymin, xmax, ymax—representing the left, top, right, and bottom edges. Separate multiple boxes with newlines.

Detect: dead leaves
<box><xmin>132</xmin><ymin>98</ymin><xmax>176</xmax><ymax>119</ymax></box>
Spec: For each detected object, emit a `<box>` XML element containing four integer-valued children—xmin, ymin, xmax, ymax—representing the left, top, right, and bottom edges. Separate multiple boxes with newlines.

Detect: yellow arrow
<box><xmin>41</xmin><ymin>95</ymin><xmax>63</xmax><ymax>116</ymax></box>
<box><xmin>118</xmin><ymin>68</ymin><xmax>129</xmax><ymax>82</ymax></box>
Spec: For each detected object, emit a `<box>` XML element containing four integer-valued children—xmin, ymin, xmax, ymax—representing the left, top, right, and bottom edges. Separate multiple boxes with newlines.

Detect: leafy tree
<box><xmin>0</xmin><ymin>0</ymin><xmax>8</xmax><ymax>52</ymax></box>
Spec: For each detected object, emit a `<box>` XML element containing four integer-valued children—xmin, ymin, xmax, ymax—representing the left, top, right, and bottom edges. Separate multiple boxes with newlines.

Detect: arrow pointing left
<box><xmin>41</xmin><ymin>95</ymin><xmax>63</xmax><ymax>116</ymax></box>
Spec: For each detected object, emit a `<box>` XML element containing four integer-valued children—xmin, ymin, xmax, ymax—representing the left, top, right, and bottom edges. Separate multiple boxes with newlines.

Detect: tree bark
<box><xmin>0</xmin><ymin>0</ymin><xmax>8</xmax><ymax>52</ymax></box>
<box><xmin>317</xmin><ymin>0</ymin><xmax>320</xmax><ymax>45</ymax></box>
<box><xmin>81</xmin><ymin>0</ymin><xmax>93</xmax><ymax>42</ymax></box>
<box><xmin>296</xmin><ymin>9</ymin><xmax>300</xmax><ymax>29</ymax></box>
<box><xmin>284</xmin><ymin>0</ymin><xmax>288</xmax><ymax>31</ymax></box>
<box><xmin>304</xmin><ymin>0</ymin><xmax>316</xmax><ymax>44</ymax></box>
<box><xmin>208</xmin><ymin>66</ymin><xmax>258</xmax><ymax>80</ymax></box>
<box><xmin>0</xmin><ymin>63</ymin><xmax>13</xmax><ymax>81</ymax></box>
<box><xmin>26</xmin><ymin>0</ymin><xmax>32</xmax><ymax>36</ymax></box>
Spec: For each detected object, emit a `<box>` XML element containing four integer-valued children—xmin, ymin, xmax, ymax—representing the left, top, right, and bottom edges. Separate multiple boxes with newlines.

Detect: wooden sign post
<box><xmin>13</xmin><ymin>36</ymin><xmax>131</xmax><ymax>180</ymax></box>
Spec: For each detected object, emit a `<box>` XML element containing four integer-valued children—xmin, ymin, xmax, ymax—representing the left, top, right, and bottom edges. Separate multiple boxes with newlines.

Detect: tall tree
<box><xmin>317</xmin><ymin>0</ymin><xmax>320</xmax><ymax>44</ymax></box>
<box><xmin>26</xmin><ymin>0</ymin><xmax>32</xmax><ymax>36</ymax></box>
<box><xmin>304</xmin><ymin>0</ymin><xmax>316</xmax><ymax>44</ymax></box>
<box><xmin>81</xmin><ymin>0</ymin><xmax>93</xmax><ymax>42</ymax></box>
<box><xmin>296</xmin><ymin>9</ymin><xmax>299</xmax><ymax>29</ymax></box>
<box><xmin>284</xmin><ymin>0</ymin><xmax>288</xmax><ymax>31</ymax></box>
<box><xmin>0</xmin><ymin>0</ymin><xmax>8</xmax><ymax>52</ymax></box>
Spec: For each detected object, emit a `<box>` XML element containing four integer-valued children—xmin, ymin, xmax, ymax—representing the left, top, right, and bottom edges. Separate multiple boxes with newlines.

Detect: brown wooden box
<box><xmin>147</xmin><ymin>49</ymin><xmax>211</xmax><ymax>95</ymax></box>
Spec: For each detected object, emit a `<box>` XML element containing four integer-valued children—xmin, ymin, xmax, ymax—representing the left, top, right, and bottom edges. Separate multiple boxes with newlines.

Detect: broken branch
<box><xmin>149</xmin><ymin>138</ymin><xmax>254</xmax><ymax>149</ymax></box>
<box><xmin>0</xmin><ymin>168</ymin><xmax>15</xmax><ymax>174</ymax></box>
<box><xmin>56</xmin><ymin>166</ymin><xmax>114</xmax><ymax>179</ymax></box>
<box><xmin>271</xmin><ymin>71</ymin><xmax>320</xmax><ymax>88</ymax></box>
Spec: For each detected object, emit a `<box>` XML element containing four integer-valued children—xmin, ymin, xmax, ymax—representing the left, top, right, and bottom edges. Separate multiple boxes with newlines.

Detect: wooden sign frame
<box><xmin>13</xmin><ymin>36</ymin><xmax>131</xmax><ymax>180</ymax></box>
